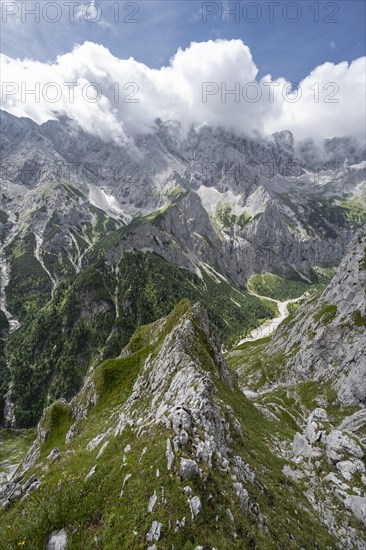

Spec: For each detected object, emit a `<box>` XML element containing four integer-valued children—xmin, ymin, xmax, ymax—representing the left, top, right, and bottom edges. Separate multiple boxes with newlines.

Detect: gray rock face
<box><xmin>46</xmin><ymin>529</ymin><xmax>67</xmax><ymax>550</ymax></box>
<box><xmin>336</xmin><ymin>460</ymin><xmax>365</xmax><ymax>481</ymax></box>
<box><xmin>147</xmin><ymin>491</ymin><xmax>157</xmax><ymax>514</ymax></box>
<box><xmin>269</xmin><ymin>228</ymin><xmax>366</xmax><ymax>406</ymax></box>
<box><xmin>1</xmin><ymin>111</ymin><xmax>363</xmax><ymax>305</ymax></box>
<box><xmin>338</xmin><ymin>410</ymin><xmax>366</xmax><ymax>445</ymax></box>
<box><xmin>292</xmin><ymin>433</ymin><xmax>313</xmax><ymax>458</ymax></box>
<box><xmin>325</xmin><ymin>430</ymin><xmax>364</xmax><ymax>463</ymax></box>
<box><xmin>305</xmin><ymin>408</ymin><xmax>328</xmax><ymax>444</ymax></box>
<box><xmin>344</xmin><ymin>495</ymin><xmax>366</xmax><ymax>526</ymax></box>
<box><xmin>188</xmin><ymin>496</ymin><xmax>202</xmax><ymax>518</ymax></box>
<box><xmin>286</xmin><ymin>407</ymin><xmax>366</xmax><ymax>546</ymax></box>
<box><xmin>0</xmin><ymin>471</ymin><xmax>41</xmax><ymax>505</ymax></box>
<box><xmin>173</xmin><ymin>430</ymin><xmax>189</xmax><ymax>451</ymax></box>
<box><xmin>180</xmin><ymin>458</ymin><xmax>200</xmax><ymax>480</ymax></box>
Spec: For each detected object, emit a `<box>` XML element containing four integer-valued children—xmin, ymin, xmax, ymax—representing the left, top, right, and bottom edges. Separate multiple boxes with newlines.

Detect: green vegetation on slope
<box><xmin>0</xmin><ymin>302</ymin><xmax>336</xmax><ymax>550</ymax></box>
<box><xmin>278</xmin><ymin>192</ymin><xmax>366</xmax><ymax>239</ymax></box>
<box><xmin>215</xmin><ymin>203</ymin><xmax>258</xmax><ymax>229</ymax></box>
<box><xmin>4</xmin><ymin>232</ymin><xmax>52</xmax><ymax>321</ymax></box>
<box><xmin>248</xmin><ymin>273</ymin><xmax>311</xmax><ymax>301</ymax></box>
<box><xmin>0</xmin><ymin>311</ymin><xmax>10</xmax><ymax>425</ymax></box>
<box><xmin>6</xmin><ymin>251</ymin><xmax>276</xmax><ymax>428</ymax></box>
<box><xmin>334</xmin><ymin>195</ymin><xmax>366</xmax><ymax>227</ymax></box>
<box><xmin>0</xmin><ymin>428</ymin><xmax>36</xmax><ymax>479</ymax></box>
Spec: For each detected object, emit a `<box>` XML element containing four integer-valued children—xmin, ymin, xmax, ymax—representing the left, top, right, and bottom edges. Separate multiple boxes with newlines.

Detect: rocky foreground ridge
<box><xmin>1</xmin><ymin>282</ymin><xmax>366</xmax><ymax>548</ymax></box>
<box><xmin>2</xmin><ymin>298</ymin><xmax>359</xmax><ymax>549</ymax></box>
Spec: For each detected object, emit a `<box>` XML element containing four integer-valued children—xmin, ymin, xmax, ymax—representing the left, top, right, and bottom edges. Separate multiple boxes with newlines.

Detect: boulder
<box><xmin>234</xmin><ymin>482</ymin><xmax>249</xmax><ymax>513</ymax></box>
<box><xmin>180</xmin><ymin>458</ymin><xmax>199</xmax><ymax>480</ymax></box>
<box><xmin>166</xmin><ymin>438</ymin><xmax>175</xmax><ymax>470</ymax></box>
<box><xmin>336</xmin><ymin>459</ymin><xmax>365</xmax><ymax>481</ymax></box>
<box><xmin>21</xmin><ymin>475</ymin><xmax>38</xmax><ymax>493</ymax></box>
<box><xmin>85</xmin><ymin>465</ymin><xmax>97</xmax><ymax>480</ymax></box>
<box><xmin>305</xmin><ymin>408</ymin><xmax>328</xmax><ymax>443</ymax></box>
<box><xmin>325</xmin><ymin>430</ymin><xmax>364</xmax><ymax>463</ymax></box>
<box><xmin>189</xmin><ymin>495</ymin><xmax>202</xmax><ymax>517</ymax></box>
<box><xmin>46</xmin><ymin>448</ymin><xmax>60</xmax><ymax>463</ymax></box>
<box><xmin>46</xmin><ymin>529</ymin><xmax>67</xmax><ymax>550</ymax></box>
<box><xmin>65</xmin><ymin>423</ymin><xmax>78</xmax><ymax>444</ymax></box>
<box><xmin>146</xmin><ymin>521</ymin><xmax>162</xmax><ymax>542</ymax></box>
<box><xmin>344</xmin><ymin>495</ymin><xmax>366</xmax><ymax>526</ymax></box>
<box><xmin>292</xmin><ymin>433</ymin><xmax>312</xmax><ymax>458</ymax></box>
<box><xmin>147</xmin><ymin>490</ymin><xmax>157</xmax><ymax>513</ymax></box>
<box><xmin>173</xmin><ymin>430</ymin><xmax>189</xmax><ymax>451</ymax></box>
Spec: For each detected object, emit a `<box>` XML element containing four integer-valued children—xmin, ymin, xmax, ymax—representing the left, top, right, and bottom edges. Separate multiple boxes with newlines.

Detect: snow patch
<box><xmin>88</xmin><ymin>186</ymin><xmax>131</xmax><ymax>221</ymax></box>
<box><xmin>196</xmin><ymin>186</ymin><xmax>245</xmax><ymax>216</ymax></box>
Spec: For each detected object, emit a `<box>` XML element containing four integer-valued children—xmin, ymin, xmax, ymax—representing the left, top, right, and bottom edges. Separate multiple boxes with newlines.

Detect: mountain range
<box><xmin>0</xmin><ymin>110</ymin><xmax>365</xmax><ymax>549</ymax></box>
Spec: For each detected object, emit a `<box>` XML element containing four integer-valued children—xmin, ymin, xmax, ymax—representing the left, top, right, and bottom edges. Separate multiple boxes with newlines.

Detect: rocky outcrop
<box><xmin>0</xmin><ymin>302</ymin><xmax>262</xmax><ymax>546</ymax></box>
<box><xmin>0</xmin><ymin>472</ymin><xmax>41</xmax><ymax>508</ymax></box>
<box><xmin>107</xmin><ymin>302</ymin><xmax>256</xmax><ymax>521</ymax></box>
<box><xmin>286</xmin><ymin>407</ymin><xmax>366</xmax><ymax>546</ymax></box>
<box><xmin>269</xmin><ymin>227</ymin><xmax>366</xmax><ymax>405</ymax></box>
<box><xmin>46</xmin><ymin>529</ymin><xmax>68</xmax><ymax>550</ymax></box>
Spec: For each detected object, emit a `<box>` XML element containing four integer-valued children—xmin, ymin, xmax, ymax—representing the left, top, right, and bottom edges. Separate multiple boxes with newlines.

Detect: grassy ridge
<box><xmin>0</xmin><ymin>302</ymin><xmax>336</xmax><ymax>549</ymax></box>
<box><xmin>5</xmin><ymin>251</ymin><xmax>277</xmax><ymax>427</ymax></box>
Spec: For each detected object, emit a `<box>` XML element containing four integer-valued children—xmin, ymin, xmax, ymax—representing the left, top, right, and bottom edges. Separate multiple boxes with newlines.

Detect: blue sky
<box><xmin>1</xmin><ymin>0</ymin><xmax>365</xmax><ymax>82</ymax></box>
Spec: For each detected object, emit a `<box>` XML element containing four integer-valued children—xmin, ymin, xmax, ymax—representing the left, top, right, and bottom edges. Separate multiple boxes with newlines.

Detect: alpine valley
<box><xmin>0</xmin><ymin>110</ymin><xmax>365</xmax><ymax>549</ymax></box>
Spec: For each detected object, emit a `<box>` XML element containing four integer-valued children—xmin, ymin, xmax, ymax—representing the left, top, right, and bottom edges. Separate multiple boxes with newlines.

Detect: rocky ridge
<box><xmin>0</xmin><ymin>300</ymin><xmax>343</xmax><ymax>549</ymax></box>
<box><xmin>2</xmin><ymin>110</ymin><xmax>365</xmax><ymax>292</ymax></box>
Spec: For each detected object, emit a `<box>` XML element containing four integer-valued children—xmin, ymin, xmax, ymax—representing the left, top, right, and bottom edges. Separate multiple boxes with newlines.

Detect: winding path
<box><xmin>236</xmin><ymin>288</ymin><xmax>308</xmax><ymax>346</ymax></box>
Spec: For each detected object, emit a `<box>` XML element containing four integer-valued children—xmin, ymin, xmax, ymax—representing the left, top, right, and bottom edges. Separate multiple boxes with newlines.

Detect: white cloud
<box><xmin>1</xmin><ymin>39</ymin><xmax>365</xmax><ymax>145</ymax></box>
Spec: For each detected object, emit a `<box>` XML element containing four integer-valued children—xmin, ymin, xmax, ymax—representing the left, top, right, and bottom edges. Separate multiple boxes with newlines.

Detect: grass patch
<box><xmin>352</xmin><ymin>310</ymin><xmax>366</xmax><ymax>327</ymax></box>
<box><xmin>248</xmin><ymin>273</ymin><xmax>311</xmax><ymax>301</ymax></box>
<box><xmin>314</xmin><ymin>303</ymin><xmax>338</xmax><ymax>326</ymax></box>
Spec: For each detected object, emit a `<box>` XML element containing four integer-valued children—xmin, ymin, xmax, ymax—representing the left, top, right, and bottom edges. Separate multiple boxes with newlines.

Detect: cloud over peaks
<box><xmin>1</xmin><ymin>39</ymin><xmax>365</xmax><ymax>144</ymax></box>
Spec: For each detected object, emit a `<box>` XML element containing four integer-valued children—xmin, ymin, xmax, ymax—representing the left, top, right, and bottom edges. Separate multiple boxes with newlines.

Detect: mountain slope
<box><xmin>227</xmin><ymin>230</ymin><xmax>366</xmax><ymax>546</ymax></box>
<box><xmin>230</xmin><ymin>227</ymin><xmax>366</xmax><ymax>405</ymax></box>
<box><xmin>2</xmin><ymin>110</ymin><xmax>365</xmax><ymax>291</ymax></box>
<box><xmin>1</xmin><ymin>111</ymin><xmax>365</xmax><ymax>431</ymax></box>
<box><xmin>0</xmin><ymin>301</ymin><xmax>339</xmax><ymax>549</ymax></box>
<box><xmin>267</xmin><ymin>227</ymin><xmax>365</xmax><ymax>406</ymax></box>
<box><xmin>3</xmin><ymin>249</ymin><xmax>276</xmax><ymax>427</ymax></box>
